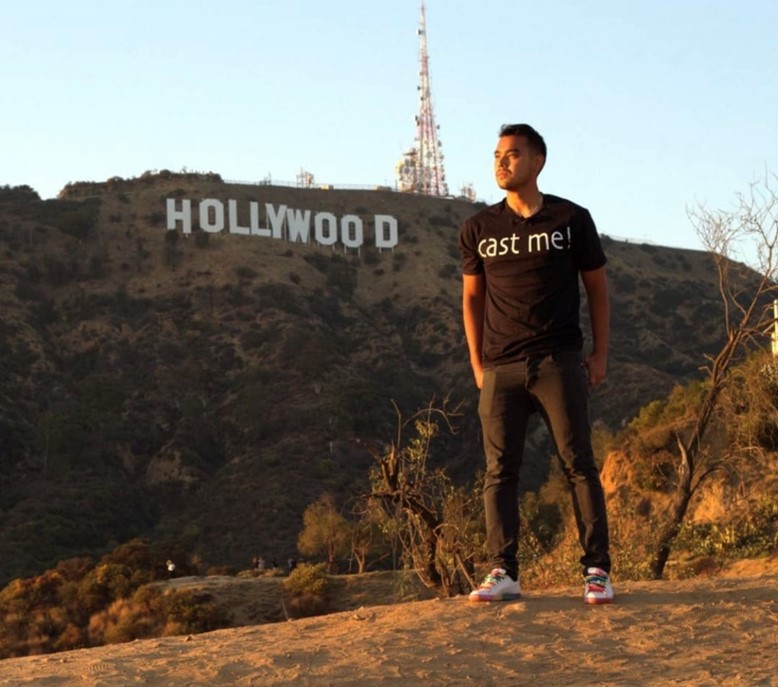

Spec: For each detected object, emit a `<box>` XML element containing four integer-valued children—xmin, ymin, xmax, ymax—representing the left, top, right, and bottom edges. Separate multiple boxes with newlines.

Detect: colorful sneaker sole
<box><xmin>584</xmin><ymin>596</ymin><xmax>613</xmax><ymax>605</ymax></box>
<box><xmin>468</xmin><ymin>592</ymin><xmax>521</xmax><ymax>602</ymax></box>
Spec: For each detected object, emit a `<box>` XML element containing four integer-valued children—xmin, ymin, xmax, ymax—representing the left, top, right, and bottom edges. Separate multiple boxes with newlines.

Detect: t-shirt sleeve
<box><xmin>573</xmin><ymin>208</ymin><xmax>607</xmax><ymax>271</ymax></box>
<box><xmin>458</xmin><ymin>220</ymin><xmax>483</xmax><ymax>275</ymax></box>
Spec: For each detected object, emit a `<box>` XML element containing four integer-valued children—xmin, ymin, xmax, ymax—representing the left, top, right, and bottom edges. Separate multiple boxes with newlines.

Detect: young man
<box><xmin>458</xmin><ymin>123</ymin><xmax>613</xmax><ymax>604</ymax></box>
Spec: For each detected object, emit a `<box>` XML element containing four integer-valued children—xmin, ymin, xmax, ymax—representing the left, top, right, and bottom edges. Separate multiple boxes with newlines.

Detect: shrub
<box><xmin>77</xmin><ymin>563</ymin><xmax>134</xmax><ymax>614</ymax></box>
<box><xmin>437</xmin><ymin>263</ymin><xmax>458</xmax><ymax>280</ymax></box>
<box><xmin>303</xmin><ymin>253</ymin><xmax>330</xmax><ymax>274</ymax></box>
<box><xmin>674</xmin><ymin>497</ymin><xmax>778</xmax><ymax>560</ymax></box>
<box><xmin>235</xmin><ymin>266</ymin><xmax>258</xmax><ymax>281</ymax></box>
<box><xmin>429</xmin><ymin>215</ymin><xmax>451</xmax><ymax>227</ymax></box>
<box><xmin>325</xmin><ymin>257</ymin><xmax>357</xmax><ymax>297</ymax></box>
<box><xmin>194</xmin><ymin>229</ymin><xmax>210</xmax><ymax>248</ymax></box>
<box><xmin>36</xmin><ymin>198</ymin><xmax>101</xmax><ymax>239</ymax></box>
<box><xmin>147</xmin><ymin>210</ymin><xmax>165</xmax><ymax>226</ymax></box>
<box><xmin>283</xmin><ymin>563</ymin><xmax>330</xmax><ymax>619</ymax></box>
<box><xmin>283</xmin><ymin>562</ymin><xmax>329</xmax><ymax>597</ymax></box>
<box><xmin>88</xmin><ymin>587</ymin><xmax>230</xmax><ymax>645</ymax></box>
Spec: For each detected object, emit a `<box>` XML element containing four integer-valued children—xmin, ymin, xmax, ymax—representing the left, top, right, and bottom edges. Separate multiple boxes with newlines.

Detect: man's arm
<box><xmin>581</xmin><ymin>266</ymin><xmax>610</xmax><ymax>386</ymax></box>
<box><xmin>462</xmin><ymin>273</ymin><xmax>486</xmax><ymax>389</ymax></box>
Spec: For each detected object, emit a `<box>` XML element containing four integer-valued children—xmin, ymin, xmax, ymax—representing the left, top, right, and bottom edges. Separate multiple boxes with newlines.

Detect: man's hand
<box><xmin>581</xmin><ymin>267</ymin><xmax>609</xmax><ymax>388</ymax></box>
<box><xmin>585</xmin><ymin>351</ymin><xmax>607</xmax><ymax>387</ymax></box>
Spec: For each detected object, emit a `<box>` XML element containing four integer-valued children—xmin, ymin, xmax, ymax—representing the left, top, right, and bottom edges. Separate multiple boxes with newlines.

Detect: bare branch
<box><xmin>651</xmin><ymin>173</ymin><xmax>778</xmax><ymax>578</ymax></box>
<box><xmin>367</xmin><ymin>399</ymin><xmax>479</xmax><ymax>596</ymax></box>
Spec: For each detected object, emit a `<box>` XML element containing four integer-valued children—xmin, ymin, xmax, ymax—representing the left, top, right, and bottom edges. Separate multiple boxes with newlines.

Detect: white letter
<box><xmin>528</xmin><ymin>232</ymin><xmax>549</xmax><ymax>252</ymax></box>
<box><xmin>314</xmin><ymin>212</ymin><xmax>338</xmax><ymax>246</ymax></box>
<box><xmin>483</xmin><ymin>238</ymin><xmax>498</xmax><ymax>257</ymax></box>
<box><xmin>340</xmin><ymin>214</ymin><xmax>364</xmax><ymax>248</ymax></box>
<box><xmin>374</xmin><ymin>215</ymin><xmax>398</xmax><ymax>249</ymax></box>
<box><xmin>266</xmin><ymin>203</ymin><xmax>287</xmax><ymax>239</ymax></box>
<box><xmin>166</xmin><ymin>198</ymin><xmax>192</xmax><ymax>234</ymax></box>
<box><xmin>200</xmin><ymin>199</ymin><xmax>225</xmax><ymax>233</ymax></box>
<box><xmin>551</xmin><ymin>230</ymin><xmax>565</xmax><ymax>249</ymax></box>
<box><xmin>287</xmin><ymin>208</ymin><xmax>312</xmax><ymax>243</ymax></box>
<box><xmin>228</xmin><ymin>200</ymin><xmax>250</xmax><ymax>235</ymax></box>
<box><xmin>250</xmin><ymin>202</ymin><xmax>270</xmax><ymax>237</ymax></box>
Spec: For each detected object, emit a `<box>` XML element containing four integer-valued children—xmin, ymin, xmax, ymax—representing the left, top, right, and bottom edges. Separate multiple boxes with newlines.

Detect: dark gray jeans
<box><xmin>478</xmin><ymin>351</ymin><xmax>611</xmax><ymax>578</ymax></box>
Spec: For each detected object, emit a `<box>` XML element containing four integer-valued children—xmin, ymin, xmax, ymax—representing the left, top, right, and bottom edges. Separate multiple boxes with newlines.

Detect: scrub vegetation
<box><xmin>0</xmin><ymin>174</ymin><xmax>775</xmax><ymax>656</ymax></box>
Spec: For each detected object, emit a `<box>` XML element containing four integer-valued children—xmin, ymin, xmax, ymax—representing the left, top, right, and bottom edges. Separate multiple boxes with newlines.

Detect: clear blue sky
<box><xmin>2</xmin><ymin>0</ymin><xmax>776</xmax><ymax>251</ymax></box>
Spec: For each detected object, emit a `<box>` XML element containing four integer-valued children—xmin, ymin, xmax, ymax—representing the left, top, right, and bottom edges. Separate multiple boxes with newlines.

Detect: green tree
<box><xmin>347</xmin><ymin>497</ymin><xmax>393</xmax><ymax>573</ymax></box>
<box><xmin>297</xmin><ymin>494</ymin><xmax>351</xmax><ymax>572</ymax></box>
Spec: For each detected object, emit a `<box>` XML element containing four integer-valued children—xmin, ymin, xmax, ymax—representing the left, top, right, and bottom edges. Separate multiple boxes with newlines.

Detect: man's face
<box><xmin>493</xmin><ymin>135</ymin><xmax>544</xmax><ymax>191</ymax></box>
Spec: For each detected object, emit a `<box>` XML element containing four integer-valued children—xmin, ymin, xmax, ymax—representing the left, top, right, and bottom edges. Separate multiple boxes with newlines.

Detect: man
<box><xmin>458</xmin><ymin>123</ymin><xmax>613</xmax><ymax>604</ymax></box>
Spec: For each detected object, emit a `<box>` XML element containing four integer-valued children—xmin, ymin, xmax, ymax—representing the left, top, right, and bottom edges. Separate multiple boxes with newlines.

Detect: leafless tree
<box><xmin>650</xmin><ymin>174</ymin><xmax>778</xmax><ymax>577</ymax></box>
<box><xmin>367</xmin><ymin>399</ymin><xmax>481</xmax><ymax>596</ymax></box>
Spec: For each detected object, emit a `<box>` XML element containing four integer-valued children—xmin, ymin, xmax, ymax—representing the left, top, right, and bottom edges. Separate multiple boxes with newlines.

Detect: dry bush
<box><xmin>369</xmin><ymin>400</ymin><xmax>480</xmax><ymax>597</ymax></box>
<box><xmin>283</xmin><ymin>562</ymin><xmax>329</xmax><ymax>597</ymax></box>
<box><xmin>283</xmin><ymin>562</ymin><xmax>331</xmax><ymax>619</ymax></box>
<box><xmin>88</xmin><ymin>586</ymin><xmax>230</xmax><ymax>646</ymax></box>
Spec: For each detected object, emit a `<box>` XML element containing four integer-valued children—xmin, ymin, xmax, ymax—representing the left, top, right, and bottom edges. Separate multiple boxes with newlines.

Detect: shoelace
<box><xmin>479</xmin><ymin>571</ymin><xmax>504</xmax><ymax>589</ymax></box>
<box><xmin>585</xmin><ymin>574</ymin><xmax>609</xmax><ymax>592</ymax></box>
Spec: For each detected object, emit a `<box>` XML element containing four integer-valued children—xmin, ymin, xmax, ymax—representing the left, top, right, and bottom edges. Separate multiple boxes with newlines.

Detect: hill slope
<box><xmin>0</xmin><ymin>175</ymin><xmax>752</xmax><ymax>582</ymax></box>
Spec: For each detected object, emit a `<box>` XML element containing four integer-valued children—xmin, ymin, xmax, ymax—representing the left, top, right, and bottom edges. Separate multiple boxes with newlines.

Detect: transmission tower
<box><xmin>396</xmin><ymin>1</ymin><xmax>448</xmax><ymax>197</ymax></box>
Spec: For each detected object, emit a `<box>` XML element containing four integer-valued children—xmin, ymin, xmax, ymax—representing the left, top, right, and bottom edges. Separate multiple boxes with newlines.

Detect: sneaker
<box><xmin>584</xmin><ymin>567</ymin><xmax>614</xmax><ymax>604</ymax></box>
<box><xmin>468</xmin><ymin>568</ymin><xmax>521</xmax><ymax>602</ymax></box>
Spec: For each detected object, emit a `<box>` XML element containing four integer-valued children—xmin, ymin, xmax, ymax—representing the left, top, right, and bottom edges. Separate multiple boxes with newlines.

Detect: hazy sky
<box><xmin>2</xmin><ymin>0</ymin><xmax>776</xmax><ymax>251</ymax></box>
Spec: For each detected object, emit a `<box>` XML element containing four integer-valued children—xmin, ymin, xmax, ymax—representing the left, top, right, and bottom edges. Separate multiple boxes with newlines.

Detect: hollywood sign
<box><xmin>166</xmin><ymin>198</ymin><xmax>399</xmax><ymax>249</ymax></box>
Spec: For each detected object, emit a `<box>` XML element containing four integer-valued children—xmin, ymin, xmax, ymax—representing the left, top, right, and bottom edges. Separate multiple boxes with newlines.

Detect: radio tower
<box><xmin>396</xmin><ymin>1</ymin><xmax>448</xmax><ymax>196</ymax></box>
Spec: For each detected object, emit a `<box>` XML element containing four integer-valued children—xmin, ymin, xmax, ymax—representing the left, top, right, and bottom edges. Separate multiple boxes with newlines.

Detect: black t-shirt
<box><xmin>458</xmin><ymin>194</ymin><xmax>606</xmax><ymax>365</ymax></box>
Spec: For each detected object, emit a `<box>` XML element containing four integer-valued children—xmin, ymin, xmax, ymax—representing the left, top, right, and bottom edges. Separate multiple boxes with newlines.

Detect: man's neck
<box><xmin>506</xmin><ymin>188</ymin><xmax>544</xmax><ymax>218</ymax></box>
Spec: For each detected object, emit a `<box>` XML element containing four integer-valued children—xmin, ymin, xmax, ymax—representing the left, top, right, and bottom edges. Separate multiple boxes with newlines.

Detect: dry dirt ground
<box><xmin>0</xmin><ymin>559</ymin><xmax>776</xmax><ymax>687</ymax></box>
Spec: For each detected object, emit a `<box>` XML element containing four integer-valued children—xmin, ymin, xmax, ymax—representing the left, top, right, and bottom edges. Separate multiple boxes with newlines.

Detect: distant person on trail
<box><xmin>166</xmin><ymin>559</ymin><xmax>176</xmax><ymax>579</ymax></box>
<box><xmin>458</xmin><ymin>123</ymin><xmax>614</xmax><ymax>605</ymax></box>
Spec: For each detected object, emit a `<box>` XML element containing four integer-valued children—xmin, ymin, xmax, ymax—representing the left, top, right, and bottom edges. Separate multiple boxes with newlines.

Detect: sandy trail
<box><xmin>0</xmin><ymin>573</ymin><xmax>775</xmax><ymax>687</ymax></box>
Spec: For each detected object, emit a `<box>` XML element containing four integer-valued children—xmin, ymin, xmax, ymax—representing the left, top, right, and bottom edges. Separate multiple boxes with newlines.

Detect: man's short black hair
<box><xmin>499</xmin><ymin>123</ymin><xmax>547</xmax><ymax>161</ymax></box>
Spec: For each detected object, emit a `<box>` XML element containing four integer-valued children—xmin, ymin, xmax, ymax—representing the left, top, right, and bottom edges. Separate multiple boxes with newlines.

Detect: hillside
<box><xmin>0</xmin><ymin>174</ymin><xmax>754</xmax><ymax>584</ymax></box>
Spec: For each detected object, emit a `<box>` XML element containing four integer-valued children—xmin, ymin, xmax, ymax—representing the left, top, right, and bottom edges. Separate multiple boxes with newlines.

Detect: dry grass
<box><xmin>148</xmin><ymin>570</ymin><xmax>438</xmax><ymax>627</ymax></box>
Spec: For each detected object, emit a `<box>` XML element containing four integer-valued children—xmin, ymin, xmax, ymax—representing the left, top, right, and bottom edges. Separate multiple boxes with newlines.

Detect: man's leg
<box><xmin>529</xmin><ymin>351</ymin><xmax>611</xmax><ymax>574</ymax></box>
<box><xmin>478</xmin><ymin>361</ymin><xmax>533</xmax><ymax>580</ymax></box>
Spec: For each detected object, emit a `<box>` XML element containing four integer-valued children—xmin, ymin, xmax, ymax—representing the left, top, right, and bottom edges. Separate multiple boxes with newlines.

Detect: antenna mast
<box><xmin>396</xmin><ymin>1</ymin><xmax>448</xmax><ymax>196</ymax></box>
